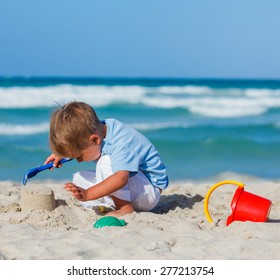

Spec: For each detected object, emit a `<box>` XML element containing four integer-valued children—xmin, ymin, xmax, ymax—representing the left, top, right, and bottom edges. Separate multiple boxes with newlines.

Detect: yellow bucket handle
<box><xmin>204</xmin><ymin>180</ymin><xmax>244</xmax><ymax>223</ymax></box>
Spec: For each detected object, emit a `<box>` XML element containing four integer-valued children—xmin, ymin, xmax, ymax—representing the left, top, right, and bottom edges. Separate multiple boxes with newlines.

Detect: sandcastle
<box><xmin>20</xmin><ymin>185</ymin><xmax>55</xmax><ymax>211</ymax></box>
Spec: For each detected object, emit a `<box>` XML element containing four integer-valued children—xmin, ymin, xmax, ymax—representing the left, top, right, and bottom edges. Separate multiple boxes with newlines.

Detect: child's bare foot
<box><xmin>106</xmin><ymin>196</ymin><xmax>134</xmax><ymax>217</ymax></box>
<box><xmin>105</xmin><ymin>204</ymin><xmax>134</xmax><ymax>217</ymax></box>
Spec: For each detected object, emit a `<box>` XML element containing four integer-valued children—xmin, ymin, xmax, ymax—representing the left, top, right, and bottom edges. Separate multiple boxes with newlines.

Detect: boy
<box><xmin>45</xmin><ymin>101</ymin><xmax>169</xmax><ymax>217</ymax></box>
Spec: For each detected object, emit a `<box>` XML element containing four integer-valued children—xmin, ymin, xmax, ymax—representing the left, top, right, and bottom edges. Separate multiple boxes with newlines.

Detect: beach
<box><xmin>1</xmin><ymin>172</ymin><xmax>279</xmax><ymax>260</ymax></box>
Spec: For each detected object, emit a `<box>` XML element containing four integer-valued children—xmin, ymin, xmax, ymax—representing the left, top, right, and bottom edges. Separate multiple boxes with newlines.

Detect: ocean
<box><xmin>1</xmin><ymin>77</ymin><xmax>280</xmax><ymax>184</ymax></box>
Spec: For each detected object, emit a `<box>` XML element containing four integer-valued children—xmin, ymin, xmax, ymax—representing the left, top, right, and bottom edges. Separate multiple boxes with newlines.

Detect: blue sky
<box><xmin>0</xmin><ymin>0</ymin><xmax>279</xmax><ymax>78</ymax></box>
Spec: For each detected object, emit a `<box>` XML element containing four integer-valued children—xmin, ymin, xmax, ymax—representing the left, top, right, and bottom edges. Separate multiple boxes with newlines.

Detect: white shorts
<box><xmin>72</xmin><ymin>155</ymin><xmax>161</xmax><ymax>212</ymax></box>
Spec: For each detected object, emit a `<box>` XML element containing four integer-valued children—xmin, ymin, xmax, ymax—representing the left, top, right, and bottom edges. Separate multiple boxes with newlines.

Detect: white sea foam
<box><xmin>142</xmin><ymin>96</ymin><xmax>270</xmax><ymax>117</ymax></box>
<box><xmin>184</xmin><ymin>97</ymin><xmax>269</xmax><ymax>118</ymax></box>
<box><xmin>0</xmin><ymin>122</ymin><xmax>49</xmax><ymax>135</ymax></box>
<box><xmin>1</xmin><ymin>84</ymin><xmax>280</xmax><ymax>118</ymax></box>
<box><xmin>130</xmin><ymin>121</ymin><xmax>191</xmax><ymax>131</ymax></box>
<box><xmin>156</xmin><ymin>85</ymin><xmax>213</xmax><ymax>94</ymax></box>
<box><xmin>245</xmin><ymin>88</ymin><xmax>280</xmax><ymax>97</ymax></box>
<box><xmin>0</xmin><ymin>85</ymin><xmax>147</xmax><ymax>108</ymax></box>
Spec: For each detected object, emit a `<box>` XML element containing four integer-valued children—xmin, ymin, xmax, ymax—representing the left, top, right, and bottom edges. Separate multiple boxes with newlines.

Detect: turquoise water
<box><xmin>1</xmin><ymin>77</ymin><xmax>280</xmax><ymax>183</ymax></box>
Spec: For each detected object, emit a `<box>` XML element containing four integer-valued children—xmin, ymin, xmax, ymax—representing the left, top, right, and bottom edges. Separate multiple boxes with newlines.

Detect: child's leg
<box><xmin>75</xmin><ymin>155</ymin><xmax>161</xmax><ymax>216</ymax></box>
<box><xmin>97</xmin><ymin>155</ymin><xmax>161</xmax><ymax>214</ymax></box>
<box><xmin>96</xmin><ymin>155</ymin><xmax>134</xmax><ymax>216</ymax></box>
<box><xmin>72</xmin><ymin>170</ymin><xmax>115</xmax><ymax>209</ymax></box>
<box><xmin>96</xmin><ymin>156</ymin><xmax>131</xmax><ymax>204</ymax></box>
<box><xmin>105</xmin><ymin>196</ymin><xmax>134</xmax><ymax>217</ymax></box>
<box><xmin>128</xmin><ymin>171</ymin><xmax>162</xmax><ymax>212</ymax></box>
<box><xmin>106</xmin><ymin>173</ymin><xmax>161</xmax><ymax>216</ymax></box>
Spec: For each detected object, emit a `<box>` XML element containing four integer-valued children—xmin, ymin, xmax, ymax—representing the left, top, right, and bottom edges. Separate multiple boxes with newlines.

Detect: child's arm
<box><xmin>64</xmin><ymin>170</ymin><xmax>130</xmax><ymax>201</ymax></box>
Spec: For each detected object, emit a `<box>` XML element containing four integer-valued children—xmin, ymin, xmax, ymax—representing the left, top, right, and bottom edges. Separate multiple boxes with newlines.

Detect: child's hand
<box><xmin>44</xmin><ymin>153</ymin><xmax>63</xmax><ymax>169</ymax></box>
<box><xmin>64</xmin><ymin>182</ymin><xmax>87</xmax><ymax>201</ymax></box>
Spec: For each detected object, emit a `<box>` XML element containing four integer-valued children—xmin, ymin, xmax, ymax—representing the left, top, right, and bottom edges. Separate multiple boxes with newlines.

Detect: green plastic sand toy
<box><xmin>93</xmin><ymin>216</ymin><xmax>127</xmax><ymax>228</ymax></box>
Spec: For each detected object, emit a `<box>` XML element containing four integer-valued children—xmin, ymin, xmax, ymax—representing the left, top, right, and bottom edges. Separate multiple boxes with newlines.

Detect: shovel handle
<box><xmin>41</xmin><ymin>158</ymin><xmax>72</xmax><ymax>171</ymax></box>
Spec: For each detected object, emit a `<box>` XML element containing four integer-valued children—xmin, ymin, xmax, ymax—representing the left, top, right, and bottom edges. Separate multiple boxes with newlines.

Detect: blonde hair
<box><xmin>49</xmin><ymin>101</ymin><xmax>102</xmax><ymax>158</ymax></box>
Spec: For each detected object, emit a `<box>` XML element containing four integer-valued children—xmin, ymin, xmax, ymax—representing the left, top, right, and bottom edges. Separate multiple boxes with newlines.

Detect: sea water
<box><xmin>1</xmin><ymin>77</ymin><xmax>280</xmax><ymax>183</ymax></box>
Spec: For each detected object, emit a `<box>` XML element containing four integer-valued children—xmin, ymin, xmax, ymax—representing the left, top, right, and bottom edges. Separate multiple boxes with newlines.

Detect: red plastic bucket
<box><xmin>226</xmin><ymin>187</ymin><xmax>272</xmax><ymax>226</ymax></box>
<box><xmin>204</xmin><ymin>180</ymin><xmax>272</xmax><ymax>226</ymax></box>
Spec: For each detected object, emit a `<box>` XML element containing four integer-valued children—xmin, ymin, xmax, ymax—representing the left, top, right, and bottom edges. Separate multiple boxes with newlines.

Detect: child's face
<box><xmin>74</xmin><ymin>135</ymin><xmax>102</xmax><ymax>162</ymax></box>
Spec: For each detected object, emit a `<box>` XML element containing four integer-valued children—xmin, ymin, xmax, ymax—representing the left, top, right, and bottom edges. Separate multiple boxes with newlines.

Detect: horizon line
<box><xmin>1</xmin><ymin>75</ymin><xmax>280</xmax><ymax>81</ymax></box>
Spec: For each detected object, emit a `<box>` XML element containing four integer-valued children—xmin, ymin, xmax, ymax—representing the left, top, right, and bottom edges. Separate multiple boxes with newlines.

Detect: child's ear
<box><xmin>89</xmin><ymin>134</ymin><xmax>101</xmax><ymax>144</ymax></box>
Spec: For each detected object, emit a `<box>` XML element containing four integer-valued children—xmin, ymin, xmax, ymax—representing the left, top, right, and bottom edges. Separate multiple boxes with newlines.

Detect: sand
<box><xmin>0</xmin><ymin>172</ymin><xmax>280</xmax><ymax>260</ymax></box>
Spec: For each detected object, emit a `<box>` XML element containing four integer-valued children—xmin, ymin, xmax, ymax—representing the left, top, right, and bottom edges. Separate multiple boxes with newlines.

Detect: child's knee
<box><xmin>72</xmin><ymin>170</ymin><xmax>97</xmax><ymax>189</ymax></box>
<box><xmin>96</xmin><ymin>155</ymin><xmax>114</xmax><ymax>180</ymax></box>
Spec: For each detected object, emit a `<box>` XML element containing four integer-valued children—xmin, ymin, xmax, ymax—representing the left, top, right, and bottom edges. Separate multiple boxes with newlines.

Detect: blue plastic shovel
<box><xmin>22</xmin><ymin>158</ymin><xmax>73</xmax><ymax>186</ymax></box>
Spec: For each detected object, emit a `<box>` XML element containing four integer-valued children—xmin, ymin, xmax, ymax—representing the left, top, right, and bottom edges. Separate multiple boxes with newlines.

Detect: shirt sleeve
<box><xmin>110</xmin><ymin>143</ymin><xmax>141</xmax><ymax>174</ymax></box>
